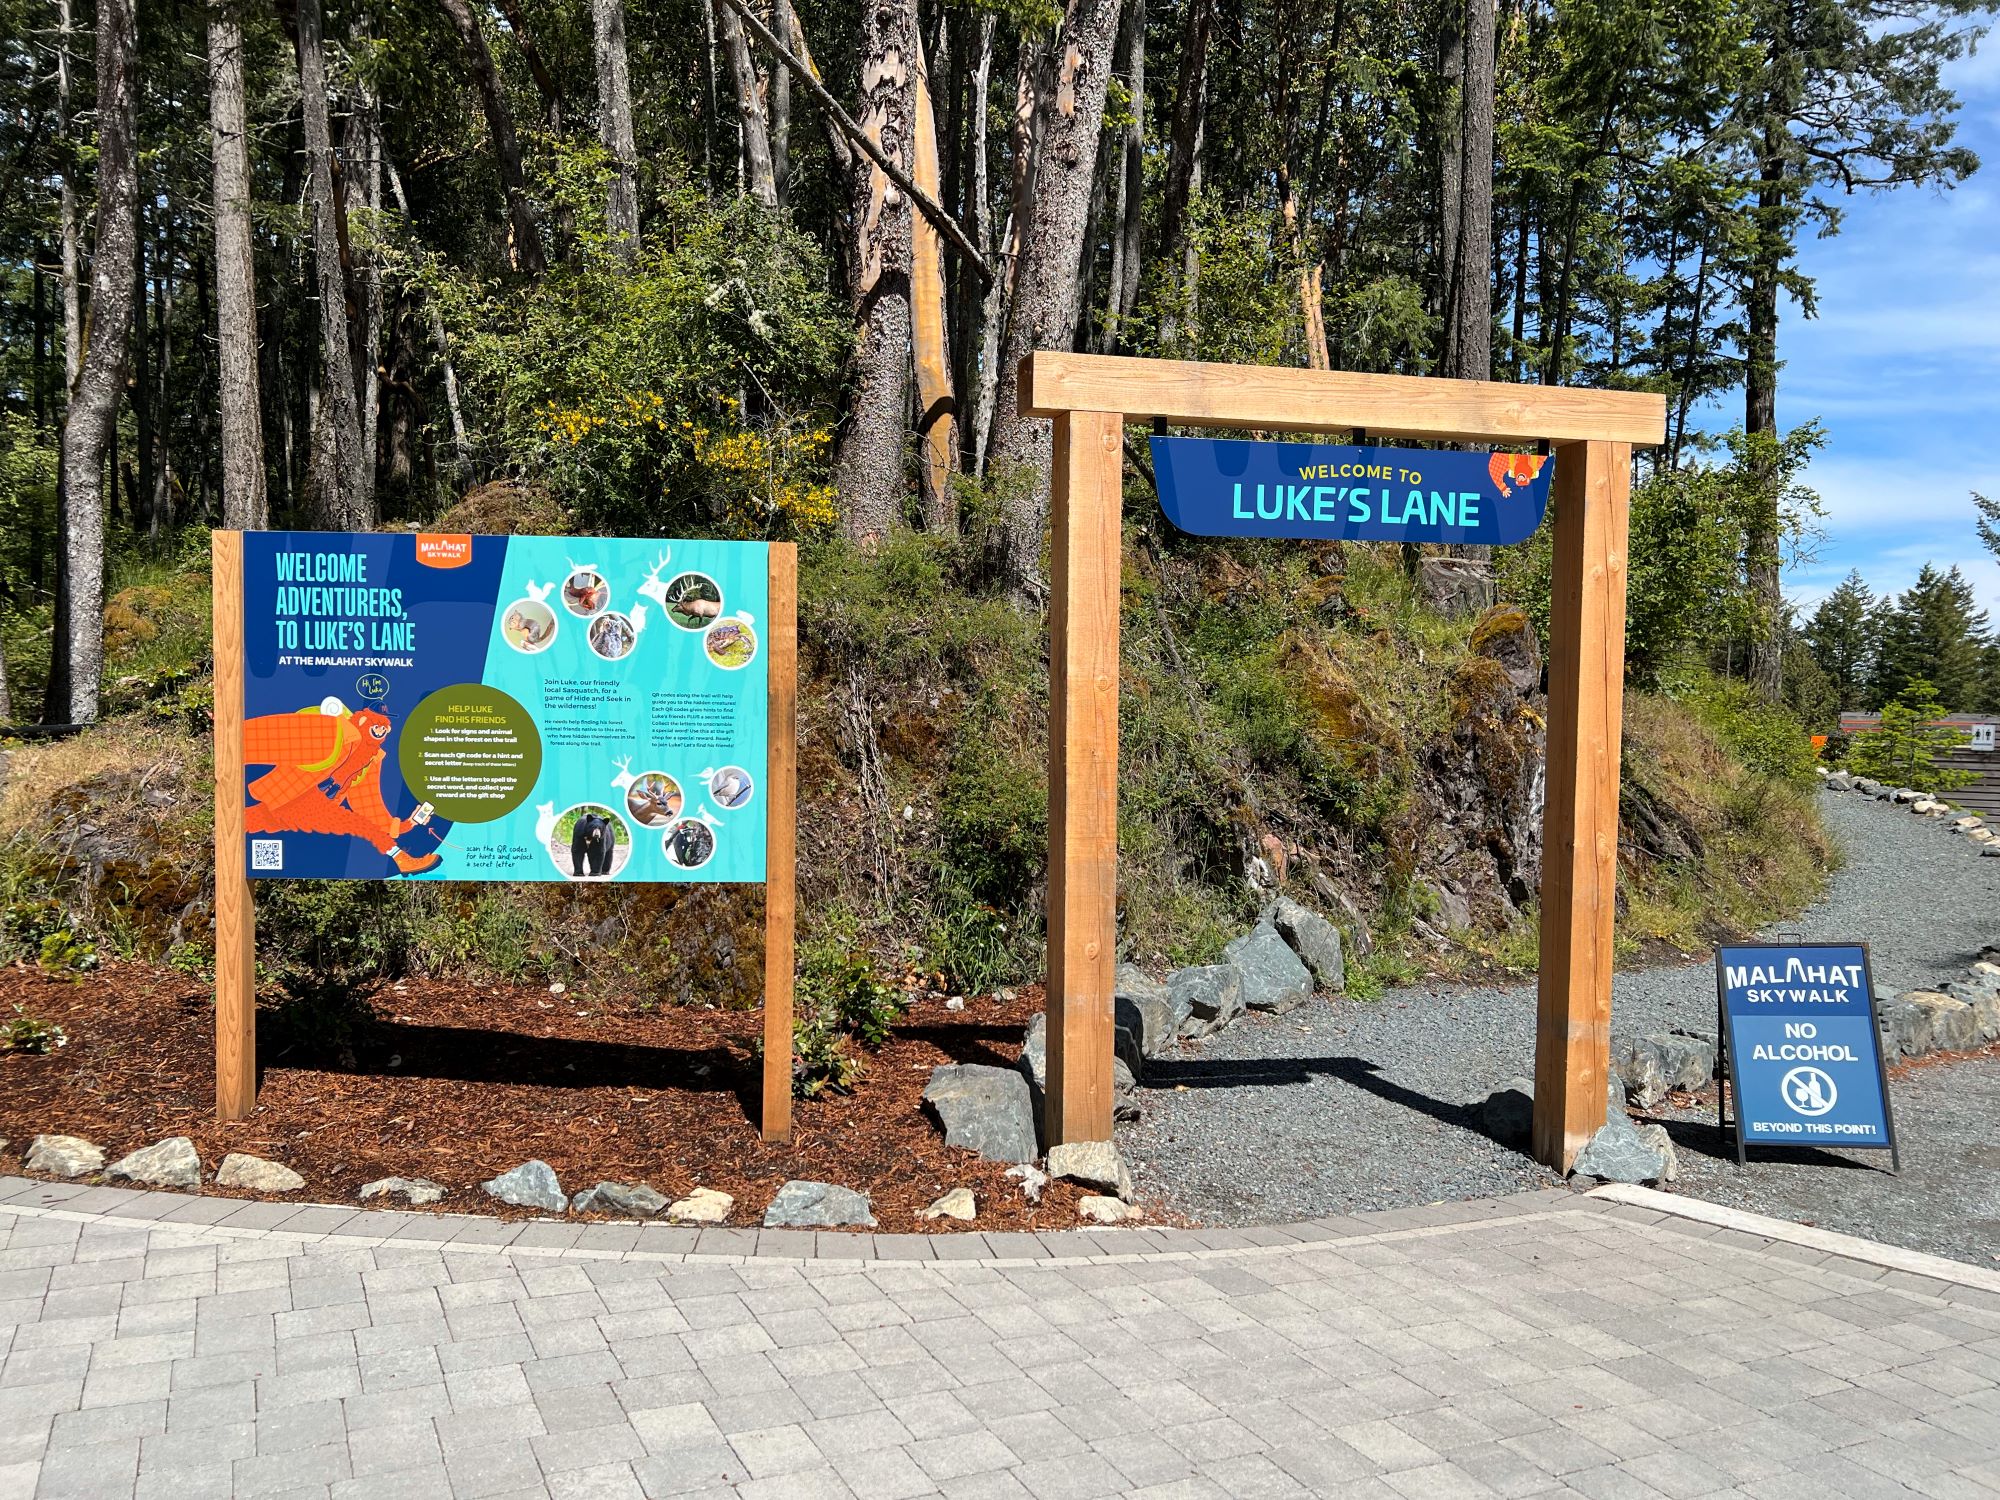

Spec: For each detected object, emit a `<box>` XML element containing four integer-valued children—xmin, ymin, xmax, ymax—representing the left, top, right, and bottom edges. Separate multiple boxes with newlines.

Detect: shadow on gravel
<box><xmin>1143</xmin><ymin>1053</ymin><xmax>1508</xmax><ymax>1139</ymax></box>
<box><xmin>1640</xmin><ymin>1113</ymin><xmax>1891</xmax><ymax>1173</ymax></box>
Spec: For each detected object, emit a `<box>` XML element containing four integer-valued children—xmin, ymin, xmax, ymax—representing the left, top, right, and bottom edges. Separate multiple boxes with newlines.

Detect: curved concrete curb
<box><xmin>0</xmin><ymin>1172</ymin><xmax>1598</xmax><ymax>1268</ymax></box>
<box><xmin>1588</xmin><ymin>1181</ymin><xmax>2000</xmax><ymax>1295</ymax></box>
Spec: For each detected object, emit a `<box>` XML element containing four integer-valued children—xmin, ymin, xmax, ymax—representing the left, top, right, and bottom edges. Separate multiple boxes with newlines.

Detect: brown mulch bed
<box><xmin>0</xmin><ymin>961</ymin><xmax>1096</xmax><ymax>1231</ymax></box>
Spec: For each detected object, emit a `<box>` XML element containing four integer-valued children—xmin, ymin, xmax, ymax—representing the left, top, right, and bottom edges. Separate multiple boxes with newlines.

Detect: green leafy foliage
<box><xmin>2</xmin><ymin>1004</ymin><xmax>66</xmax><ymax>1054</ymax></box>
<box><xmin>786</xmin><ymin>917</ymin><xmax>909</xmax><ymax>1098</ymax></box>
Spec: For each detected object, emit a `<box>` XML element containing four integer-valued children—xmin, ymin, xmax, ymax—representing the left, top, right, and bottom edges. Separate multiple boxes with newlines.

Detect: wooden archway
<box><xmin>1020</xmin><ymin>352</ymin><xmax>1667</xmax><ymax>1172</ymax></box>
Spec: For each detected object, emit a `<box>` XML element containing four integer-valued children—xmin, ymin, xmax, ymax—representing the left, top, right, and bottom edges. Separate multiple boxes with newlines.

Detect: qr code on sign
<box><xmin>250</xmin><ymin>839</ymin><xmax>283</xmax><ymax>872</ymax></box>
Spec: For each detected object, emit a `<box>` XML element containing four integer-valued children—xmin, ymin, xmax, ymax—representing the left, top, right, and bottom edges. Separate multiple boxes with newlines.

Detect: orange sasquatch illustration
<box><xmin>1487</xmin><ymin>452</ymin><xmax>1547</xmax><ymax>498</ymax></box>
<box><xmin>243</xmin><ymin>705</ymin><xmax>440</xmax><ymax>873</ymax></box>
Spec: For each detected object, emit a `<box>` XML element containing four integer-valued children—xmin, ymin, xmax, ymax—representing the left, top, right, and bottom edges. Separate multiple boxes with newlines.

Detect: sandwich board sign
<box><xmin>1715</xmin><ymin>942</ymin><xmax>1899</xmax><ymax>1169</ymax></box>
<box><xmin>1149</xmin><ymin>436</ymin><xmax>1555</xmax><ymax>544</ymax></box>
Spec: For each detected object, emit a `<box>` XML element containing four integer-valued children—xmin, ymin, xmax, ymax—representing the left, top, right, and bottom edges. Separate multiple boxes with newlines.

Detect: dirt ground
<box><xmin>0</xmin><ymin>961</ymin><xmax>1092</xmax><ymax>1230</ymax></box>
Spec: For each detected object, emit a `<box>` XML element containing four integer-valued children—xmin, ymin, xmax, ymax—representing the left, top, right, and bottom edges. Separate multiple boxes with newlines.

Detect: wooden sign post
<box><xmin>1019</xmin><ymin>353</ymin><xmax>1665</xmax><ymax>1173</ymax></box>
<box><xmin>210</xmin><ymin>534</ymin><xmax>798</xmax><ymax>1144</ymax></box>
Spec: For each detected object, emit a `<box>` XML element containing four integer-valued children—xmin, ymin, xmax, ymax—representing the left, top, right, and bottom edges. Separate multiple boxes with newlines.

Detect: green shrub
<box><xmin>2</xmin><ymin>1004</ymin><xmax>67</xmax><ymax>1054</ymax></box>
<box><xmin>1848</xmin><ymin>679</ymin><xmax>1974</xmax><ymax>791</ymax></box>
<box><xmin>782</xmin><ymin>917</ymin><xmax>909</xmax><ymax>1098</ymax></box>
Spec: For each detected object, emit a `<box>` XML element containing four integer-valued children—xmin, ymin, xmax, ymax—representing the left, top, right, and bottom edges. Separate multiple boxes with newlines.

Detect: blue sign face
<box><xmin>1150</xmin><ymin>436</ymin><xmax>1555</xmax><ymax>544</ymax></box>
<box><xmin>240</xmin><ymin>532</ymin><xmax>769</xmax><ymax>885</ymax></box>
<box><xmin>1717</xmin><ymin>944</ymin><xmax>1893</xmax><ymax>1149</ymax></box>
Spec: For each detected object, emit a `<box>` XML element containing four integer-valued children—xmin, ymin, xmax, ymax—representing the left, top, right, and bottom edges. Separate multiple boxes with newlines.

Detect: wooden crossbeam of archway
<box><xmin>1020</xmin><ymin>351</ymin><xmax>1666</xmax><ymax>1174</ymax></box>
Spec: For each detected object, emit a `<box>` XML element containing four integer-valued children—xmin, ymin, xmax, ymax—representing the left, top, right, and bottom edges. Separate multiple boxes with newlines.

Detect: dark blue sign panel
<box><xmin>1150</xmin><ymin>436</ymin><xmax>1555</xmax><ymax>544</ymax></box>
<box><xmin>1716</xmin><ymin>943</ymin><xmax>1896</xmax><ymax>1158</ymax></box>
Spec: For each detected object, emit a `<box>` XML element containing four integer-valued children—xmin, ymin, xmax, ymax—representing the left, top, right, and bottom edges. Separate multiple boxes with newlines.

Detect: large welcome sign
<box><xmin>239</xmin><ymin>532</ymin><xmax>769</xmax><ymax>884</ymax></box>
<box><xmin>1716</xmin><ymin>942</ymin><xmax>1898</xmax><ymax>1167</ymax></box>
<box><xmin>1150</xmin><ymin>436</ymin><xmax>1554</xmax><ymax>545</ymax></box>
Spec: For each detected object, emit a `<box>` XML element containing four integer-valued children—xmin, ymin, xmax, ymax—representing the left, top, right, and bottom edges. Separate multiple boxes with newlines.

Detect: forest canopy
<box><xmin>0</xmin><ymin>0</ymin><xmax>1992</xmax><ymax>723</ymax></box>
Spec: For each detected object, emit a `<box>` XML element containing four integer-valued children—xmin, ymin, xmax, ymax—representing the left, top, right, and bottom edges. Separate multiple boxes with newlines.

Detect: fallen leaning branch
<box><xmin>713</xmin><ymin>0</ymin><xmax>993</xmax><ymax>284</ymax></box>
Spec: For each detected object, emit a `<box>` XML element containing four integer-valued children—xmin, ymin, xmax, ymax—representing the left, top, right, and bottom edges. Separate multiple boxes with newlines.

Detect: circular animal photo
<box><xmin>703</xmin><ymin>617</ymin><xmax>758</xmax><ymax>670</ymax></box>
<box><xmin>548</xmin><ymin>803</ymin><xmax>630</xmax><ymax>881</ymax></box>
<box><xmin>562</xmin><ymin>569</ymin><xmax>610</xmax><ymax>617</ymax></box>
<box><xmin>707</xmin><ymin>766</ymin><xmax>754</xmax><ymax>810</ymax></box>
<box><xmin>662</xmin><ymin>817</ymin><xmax>716</xmax><ymax>871</ymax></box>
<box><xmin>624</xmin><ymin>771</ymin><xmax>684</xmax><ymax>828</ymax></box>
<box><xmin>588</xmin><ymin>611</ymin><xmax>637</xmax><ymax>660</ymax></box>
<box><xmin>501</xmin><ymin>599</ymin><xmax>558</xmax><ymax>654</ymax></box>
<box><xmin>663</xmin><ymin>572</ymin><xmax>723</xmax><ymax>630</ymax></box>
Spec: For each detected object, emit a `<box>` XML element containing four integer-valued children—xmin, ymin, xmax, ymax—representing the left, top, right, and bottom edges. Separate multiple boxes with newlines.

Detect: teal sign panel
<box><xmin>1150</xmin><ymin>435</ymin><xmax>1555</xmax><ymax>544</ymax></box>
<box><xmin>240</xmin><ymin>531</ymin><xmax>768</xmax><ymax>884</ymax></box>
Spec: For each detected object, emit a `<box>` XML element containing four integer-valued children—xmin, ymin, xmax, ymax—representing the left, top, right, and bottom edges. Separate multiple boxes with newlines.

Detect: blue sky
<box><xmin>1769</xmin><ymin>44</ymin><xmax>2000</xmax><ymax>623</ymax></box>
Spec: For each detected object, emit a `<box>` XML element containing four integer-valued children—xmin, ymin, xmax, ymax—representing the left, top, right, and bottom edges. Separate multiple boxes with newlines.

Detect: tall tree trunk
<box><xmin>593</xmin><ymin>0</ymin><xmax>641</xmax><ymax>256</ymax></box>
<box><xmin>831</xmin><ymin>0</ymin><xmax>919</xmax><ymax>544</ymax></box>
<box><xmin>1438</xmin><ymin>2</ymin><xmax>1463</xmax><ymax>350</ymax></box>
<box><xmin>1108</xmin><ymin>0</ymin><xmax>1144</xmax><ymax>341</ymax></box>
<box><xmin>911</xmin><ymin>30</ymin><xmax>957</xmax><ymax>530</ymax></box>
<box><xmin>435</xmin><ymin>0</ymin><xmax>546</xmax><ymax>273</ymax></box>
<box><xmin>296</xmin><ymin>0</ymin><xmax>368</xmax><ymax>527</ymax></box>
<box><xmin>58</xmin><ymin>0</ymin><xmax>81</xmax><ymax>395</ymax></box>
<box><xmin>715</xmin><ymin>0</ymin><xmax>778</xmax><ymax>209</ymax></box>
<box><xmin>1448</xmin><ymin>0</ymin><xmax>1494</xmax><ymax>382</ymax></box>
<box><xmin>349</xmin><ymin>77</ymin><xmax>384</xmax><ymax>507</ymax></box>
<box><xmin>1744</xmin><ymin>112</ymin><xmax>1787</xmax><ymax>700</ymax></box>
<box><xmin>1157</xmin><ymin>0</ymin><xmax>1211</xmax><ymax>330</ymax></box>
<box><xmin>985</xmin><ymin>0</ymin><xmax>1125</xmax><ymax>600</ymax></box>
<box><xmin>210</xmin><ymin>0</ymin><xmax>266</xmax><ymax>530</ymax></box>
<box><xmin>386</xmin><ymin>157</ymin><xmax>473</xmax><ymax>483</ymax></box>
<box><xmin>971</xmin><ymin>36</ymin><xmax>1034</xmax><ymax>475</ymax></box>
<box><xmin>50</xmin><ymin>0</ymin><xmax>139</xmax><ymax>726</ymax></box>
<box><xmin>772</xmin><ymin>0</ymin><xmax>795</xmax><ymax>200</ymax></box>
<box><xmin>133</xmin><ymin>225</ymin><xmax>155</xmax><ymax>531</ymax></box>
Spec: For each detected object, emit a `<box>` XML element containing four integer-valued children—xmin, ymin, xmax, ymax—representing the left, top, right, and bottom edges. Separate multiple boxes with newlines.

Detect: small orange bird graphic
<box><xmin>1488</xmin><ymin>452</ymin><xmax>1546</xmax><ymax>498</ymax></box>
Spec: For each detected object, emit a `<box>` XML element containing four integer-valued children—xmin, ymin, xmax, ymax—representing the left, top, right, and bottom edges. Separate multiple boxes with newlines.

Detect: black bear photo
<box><xmin>571</xmin><ymin>813</ymin><xmax>613</xmax><ymax>877</ymax></box>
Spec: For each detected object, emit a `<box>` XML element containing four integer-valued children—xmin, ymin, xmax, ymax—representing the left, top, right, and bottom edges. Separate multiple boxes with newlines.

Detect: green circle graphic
<box><xmin>397</xmin><ymin>684</ymin><xmax>543</xmax><ymax>823</ymax></box>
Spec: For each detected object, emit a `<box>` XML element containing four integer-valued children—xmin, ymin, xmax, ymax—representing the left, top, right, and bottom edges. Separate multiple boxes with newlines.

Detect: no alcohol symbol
<box><xmin>1780</xmin><ymin>1066</ymin><xmax>1838</xmax><ymax>1117</ymax></box>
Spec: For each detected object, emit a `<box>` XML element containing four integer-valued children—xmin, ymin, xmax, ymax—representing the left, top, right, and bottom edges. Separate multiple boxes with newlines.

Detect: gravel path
<box><xmin>1123</xmin><ymin>788</ymin><xmax>2000</xmax><ymax>1262</ymax></box>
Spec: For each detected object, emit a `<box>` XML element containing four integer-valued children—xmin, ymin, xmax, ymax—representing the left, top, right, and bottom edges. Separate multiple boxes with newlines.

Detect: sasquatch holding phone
<box><xmin>243</xmin><ymin>702</ymin><xmax>440</xmax><ymax>874</ymax></box>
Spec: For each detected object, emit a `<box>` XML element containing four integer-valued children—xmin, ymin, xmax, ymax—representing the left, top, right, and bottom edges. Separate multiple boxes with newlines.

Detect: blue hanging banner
<box><xmin>1149</xmin><ymin>435</ymin><xmax>1555</xmax><ymax>545</ymax></box>
<box><xmin>1715</xmin><ymin>942</ymin><xmax>1899</xmax><ymax>1166</ymax></box>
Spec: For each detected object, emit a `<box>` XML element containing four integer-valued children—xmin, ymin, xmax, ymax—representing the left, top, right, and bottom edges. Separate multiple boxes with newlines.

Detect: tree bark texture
<box><xmin>296</xmin><ymin>0</ymin><xmax>368</xmax><ymax>528</ymax></box>
<box><xmin>985</xmin><ymin>0</ymin><xmax>1125</xmax><ymax>599</ymax></box>
<box><xmin>1156</xmin><ymin>0</ymin><xmax>1211</xmax><ymax>320</ymax></box>
<box><xmin>911</xmin><ymin>30</ymin><xmax>957</xmax><ymax>530</ymax></box>
<box><xmin>715</xmin><ymin>0</ymin><xmax>778</xmax><ymax>209</ymax></box>
<box><xmin>1107</xmin><ymin>0</ymin><xmax>1145</xmax><ymax>342</ymax></box>
<box><xmin>435</xmin><ymin>0</ymin><xmax>546</xmax><ymax>274</ymax></box>
<box><xmin>1744</xmin><ymin>114</ymin><xmax>1786</xmax><ymax>700</ymax></box>
<box><xmin>54</xmin><ymin>0</ymin><xmax>140</xmax><ymax>724</ymax></box>
<box><xmin>831</xmin><ymin>0</ymin><xmax>918</xmax><ymax>545</ymax></box>
<box><xmin>1447</xmin><ymin>0</ymin><xmax>1494</xmax><ymax>381</ymax></box>
<box><xmin>971</xmin><ymin>37</ymin><xmax>1034</xmax><ymax>475</ymax></box>
<box><xmin>591</xmin><ymin>0</ymin><xmax>641</xmax><ymax>255</ymax></box>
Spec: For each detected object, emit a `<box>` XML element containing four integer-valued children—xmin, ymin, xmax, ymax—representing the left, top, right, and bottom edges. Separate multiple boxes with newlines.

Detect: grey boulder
<box><xmin>1480</xmin><ymin>1078</ymin><xmax>1535</xmax><ymax>1145</ymax></box>
<box><xmin>1046</xmin><ymin>1139</ymin><xmax>1136</xmax><ymax>1202</ymax></box>
<box><xmin>1572</xmin><ymin>1114</ymin><xmax>1666</xmax><ymax>1184</ymax></box>
<box><xmin>107</xmin><ymin>1137</ymin><xmax>201</xmax><ymax>1189</ymax></box>
<box><xmin>1906</xmin><ymin>992</ymin><xmax>1978</xmax><ymax>1053</ymax></box>
<box><xmin>1615</xmin><ymin>1032</ymin><xmax>1716</xmax><ymax>1108</ymax></box>
<box><xmin>359</xmin><ymin>1176</ymin><xmax>445</xmax><ymax>1206</ymax></box>
<box><xmin>481</xmin><ymin>1160</ymin><xmax>566</xmax><ymax>1214</ymax></box>
<box><xmin>764</xmin><ymin>1179</ymin><xmax>875</xmax><ymax>1228</ymax></box>
<box><xmin>571</xmin><ymin>1181</ymin><xmax>667</xmax><ymax>1218</ymax></box>
<box><xmin>1226</xmin><ymin>922</ymin><xmax>1315</xmax><ymax>1015</ymax></box>
<box><xmin>1267</xmin><ymin>895</ymin><xmax>1345</xmax><ymax>992</ymax></box>
<box><xmin>25</xmin><ymin>1134</ymin><xmax>104</xmax><ymax>1179</ymax></box>
<box><xmin>1015</xmin><ymin>1018</ymin><xmax>1139</xmax><ymax>1128</ymax></box>
<box><xmin>1632</xmin><ymin>1124</ymin><xmax>1679</xmax><ymax>1184</ymax></box>
<box><xmin>215</xmin><ymin>1153</ymin><xmax>305</xmax><ymax>1193</ymax></box>
<box><xmin>1114</xmin><ymin>963</ymin><xmax>1179</xmax><ymax>1060</ymax></box>
<box><xmin>927</xmin><ymin>1063</ymin><xmax>1040</xmax><ymax>1163</ymax></box>
<box><xmin>1171</xmin><ymin>964</ymin><xmax>1243</xmax><ymax>1038</ymax></box>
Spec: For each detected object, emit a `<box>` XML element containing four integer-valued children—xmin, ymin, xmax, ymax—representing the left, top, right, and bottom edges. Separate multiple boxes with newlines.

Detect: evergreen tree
<box><xmin>1847</xmin><ymin>678</ymin><xmax>1974</xmax><ymax>791</ymax></box>
<box><xmin>1804</xmin><ymin>572</ymin><xmax>1876</xmax><ymax>710</ymax></box>
<box><xmin>1977</xmin><ymin>492</ymin><xmax>2000</xmax><ymax>563</ymax></box>
<box><xmin>1871</xmin><ymin>564</ymin><xmax>1991</xmax><ymax>711</ymax></box>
